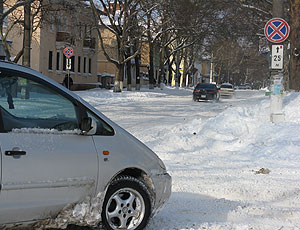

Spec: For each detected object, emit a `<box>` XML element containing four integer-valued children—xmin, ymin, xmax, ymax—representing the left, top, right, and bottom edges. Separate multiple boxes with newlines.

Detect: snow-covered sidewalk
<box><xmin>77</xmin><ymin>88</ymin><xmax>300</xmax><ymax>230</ymax></box>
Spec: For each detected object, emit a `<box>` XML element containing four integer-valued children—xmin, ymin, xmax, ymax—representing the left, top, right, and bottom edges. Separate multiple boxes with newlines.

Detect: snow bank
<box><xmin>75</xmin><ymin>88</ymin><xmax>300</xmax><ymax>229</ymax></box>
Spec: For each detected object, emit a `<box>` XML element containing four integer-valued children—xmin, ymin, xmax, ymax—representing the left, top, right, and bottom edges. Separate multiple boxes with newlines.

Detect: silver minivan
<box><xmin>0</xmin><ymin>61</ymin><xmax>171</xmax><ymax>229</ymax></box>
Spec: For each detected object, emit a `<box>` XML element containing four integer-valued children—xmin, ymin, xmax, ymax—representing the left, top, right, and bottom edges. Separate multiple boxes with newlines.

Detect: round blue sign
<box><xmin>64</xmin><ymin>47</ymin><xmax>74</xmax><ymax>58</ymax></box>
<box><xmin>264</xmin><ymin>18</ymin><xmax>290</xmax><ymax>43</ymax></box>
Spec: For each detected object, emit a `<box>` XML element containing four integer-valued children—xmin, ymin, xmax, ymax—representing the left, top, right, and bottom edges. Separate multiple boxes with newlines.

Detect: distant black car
<box><xmin>193</xmin><ymin>83</ymin><xmax>220</xmax><ymax>101</ymax></box>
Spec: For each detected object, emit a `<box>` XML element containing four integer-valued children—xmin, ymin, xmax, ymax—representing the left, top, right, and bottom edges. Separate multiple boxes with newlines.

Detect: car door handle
<box><xmin>5</xmin><ymin>150</ymin><xmax>26</xmax><ymax>156</ymax></box>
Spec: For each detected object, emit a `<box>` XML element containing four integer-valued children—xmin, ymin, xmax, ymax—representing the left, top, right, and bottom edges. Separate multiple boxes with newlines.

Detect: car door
<box><xmin>0</xmin><ymin>69</ymin><xmax>98</xmax><ymax>224</ymax></box>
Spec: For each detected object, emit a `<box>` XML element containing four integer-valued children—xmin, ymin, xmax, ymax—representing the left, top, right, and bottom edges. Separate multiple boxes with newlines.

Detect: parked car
<box><xmin>219</xmin><ymin>83</ymin><xmax>234</xmax><ymax>98</ymax></box>
<box><xmin>0</xmin><ymin>61</ymin><xmax>171</xmax><ymax>230</ymax></box>
<box><xmin>235</xmin><ymin>84</ymin><xmax>252</xmax><ymax>90</ymax></box>
<box><xmin>193</xmin><ymin>83</ymin><xmax>220</xmax><ymax>101</ymax></box>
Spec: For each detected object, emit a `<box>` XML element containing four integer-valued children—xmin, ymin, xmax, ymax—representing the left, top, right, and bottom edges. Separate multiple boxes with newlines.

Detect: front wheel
<box><xmin>101</xmin><ymin>176</ymin><xmax>151</xmax><ymax>230</ymax></box>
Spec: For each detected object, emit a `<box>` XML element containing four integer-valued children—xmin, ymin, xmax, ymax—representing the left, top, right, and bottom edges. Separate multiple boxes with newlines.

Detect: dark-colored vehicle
<box><xmin>193</xmin><ymin>83</ymin><xmax>219</xmax><ymax>101</ymax></box>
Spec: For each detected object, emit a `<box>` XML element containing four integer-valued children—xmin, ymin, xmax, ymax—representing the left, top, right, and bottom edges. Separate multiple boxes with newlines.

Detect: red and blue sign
<box><xmin>63</xmin><ymin>47</ymin><xmax>74</xmax><ymax>58</ymax></box>
<box><xmin>264</xmin><ymin>18</ymin><xmax>290</xmax><ymax>43</ymax></box>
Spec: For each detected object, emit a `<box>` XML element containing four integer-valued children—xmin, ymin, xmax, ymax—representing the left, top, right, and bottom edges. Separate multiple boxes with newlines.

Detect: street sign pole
<box><xmin>66</xmin><ymin>58</ymin><xmax>72</xmax><ymax>89</ymax></box>
<box><xmin>68</xmin><ymin>60</ymin><xmax>70</xmax><ymax>90</ymax></box>
<box><xmin>264</xmin><ymin>18</ymin><xmax>289</xmax><ymax>123</ymax></box>
<box><xmin>63</xmin><ymin>47</ymin><xmax>73</xmax><ymax>90</ymax></box>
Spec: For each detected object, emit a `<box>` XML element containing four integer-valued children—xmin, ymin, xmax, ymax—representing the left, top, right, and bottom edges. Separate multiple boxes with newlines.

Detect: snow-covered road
<box><xmin>77</xmin><ymin>87</ymin><xmax>300</xmax><ymax>230</ymax></box>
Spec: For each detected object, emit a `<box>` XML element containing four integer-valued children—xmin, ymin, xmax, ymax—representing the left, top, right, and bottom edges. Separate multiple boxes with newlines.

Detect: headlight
<box><xmin>157</xmin><ymin>157</ymin><xmax>167</xmax><ymax>173</ymax></box>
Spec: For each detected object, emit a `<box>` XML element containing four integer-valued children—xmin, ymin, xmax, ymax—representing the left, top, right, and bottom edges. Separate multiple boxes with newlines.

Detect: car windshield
<box><xmin>195</xmin><ymin>84</ymin><xmax>215</xmax><ymax>89</ymax></box>
<box><xmin>220</xmin><ymin>84</ymin><xmax>233</xmax><ymax>89</ymax></box>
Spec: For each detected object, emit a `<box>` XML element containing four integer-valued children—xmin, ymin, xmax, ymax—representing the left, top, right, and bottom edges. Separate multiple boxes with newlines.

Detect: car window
<box><xmin>0</xmin><ymin>74</ymin><xmax>79</xmax><ymax>132</ymax></box>
<box><xmin>87</xmin><ymin>111</ymin><xmax>114</xmax><ymax>136</ymax></box>
<box><xmin>196</xmin><ymin>84</ymin><xmax>215</xmax><ymax>89</ymax></box>
<box><xmin>220</xmin><ymin>84</ymin><xmax>233</xmax><ymax>89</ymax></box>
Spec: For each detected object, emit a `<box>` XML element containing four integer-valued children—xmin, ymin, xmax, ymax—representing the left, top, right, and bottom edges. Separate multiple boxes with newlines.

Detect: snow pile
<box><xmin>33</xmin><ymin>191</ymin><xmax>106</xmax><ymax>229</ymax></box>
<box><xmin>149</xmin><ymin>92</ymin><xmax>300</xmax><ymax>229</ymax></box>
<box><xmin>149</xmin><ymin>96</ymin><xmax>270</xmax><ymax>158</ymax></box>
<box><xmin>284</xmin><ymin>92</ymin><xmax>300</xmax><ymax>122</ymax></box>
<box><xmin>12</xmin><ymin>128</ymin><xmax>81</xmax><ymax>135</ymax></box>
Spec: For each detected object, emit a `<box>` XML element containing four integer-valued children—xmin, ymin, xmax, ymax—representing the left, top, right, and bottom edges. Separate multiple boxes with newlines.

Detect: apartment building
<box><xmin>7</xmin><ymin>0</ymin><xmax>98</xmax><ymax>90</ymax></box>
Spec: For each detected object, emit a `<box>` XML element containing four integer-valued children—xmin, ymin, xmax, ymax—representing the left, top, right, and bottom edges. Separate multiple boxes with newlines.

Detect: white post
<box><xmin>270</xmin><ymin>73</ymin><xmax>285</xmax><ymax>122</ymax></box>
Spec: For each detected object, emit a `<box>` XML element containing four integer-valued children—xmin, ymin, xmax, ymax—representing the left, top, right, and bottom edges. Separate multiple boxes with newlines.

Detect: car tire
<box><xmin>101</xmin><ymin>176</ymin><xmax>151</xmax><ymax>230</ymax></box>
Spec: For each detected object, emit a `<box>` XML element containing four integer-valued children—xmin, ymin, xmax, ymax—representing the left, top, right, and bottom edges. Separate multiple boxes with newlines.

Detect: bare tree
<box><xmin>149</xmin><ymin>0</ymin><xmax>218</xmax><ymax>87</ymax></box>
<box><xmin>89</xmin><ymin>0</ymin><xmax>142</xmax><ymax>92</ymax></box>
<box><xmin>0</xmin><ymin>0</ymin><xmax>37</xmax><ymax>62</ymax></box>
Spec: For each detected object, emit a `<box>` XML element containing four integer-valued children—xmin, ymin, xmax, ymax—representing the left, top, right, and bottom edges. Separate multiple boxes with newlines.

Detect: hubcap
<box><xmin>106</xmin><ymin>188</ymin><xmax>145</xmax><ymax>229</ymax></box>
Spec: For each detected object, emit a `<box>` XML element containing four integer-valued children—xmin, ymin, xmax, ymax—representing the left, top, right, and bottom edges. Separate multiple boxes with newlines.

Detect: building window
<box><xmin>83</xmin><ymin>57</ymin><xmax>87</xmax><ymax>73</ymax></box>
<box><xmin>57</xmin><ymin>13</ymin><xmax>62</xmax><ymax>32</ymax></box>
<box><xmin>78</xmin><ymin>56</ymin><xmax>81</xmax><ymax>73</ymax></box>
<box><xmin>88</xmin><ymin>58</ymin><xmax>91</xmax><ymax>73</ymax></box>
<box><xmin>48</xmin><ymin>51</ymin><xmax>53</xmax><ymax>70</ymax></box>
<box><xmin>64</xmin><ymin>16</ymin><xmax>68</xmax><ymax>32</ymax></box>
<box><xmin>50</xmin><ymin>12</ymin><xmax>54</xmax><ymax>32</ymax></box>
<box><xmin>56</xmin><ymin>52</ymin><xmax>60</xmax><ymax>70</ymax></box>
<box><xmin>84</xmin><ymin>25</ymin><xmax>91</xmax><ymax>39</ymax></box>
<box><xmin>71</xmin><ymin>56</ymin><xmax>75</xmax><ymax>72</ymax></box>
<box><xmin>79</xmin><ymin>23</ymin><xmax>82</xmax><ymax>39</ymax></box>
<box><xmin>63</xmin><ymin>55</ymin><xmax>66</xmax><ymax>71</ymax></box>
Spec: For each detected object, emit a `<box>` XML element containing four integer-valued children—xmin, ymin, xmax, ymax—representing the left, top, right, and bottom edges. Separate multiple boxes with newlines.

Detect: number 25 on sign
<box><xmin>271</xmin><ymin>45</ymin><xmax>283</xmax><ymax>69</ymax></box>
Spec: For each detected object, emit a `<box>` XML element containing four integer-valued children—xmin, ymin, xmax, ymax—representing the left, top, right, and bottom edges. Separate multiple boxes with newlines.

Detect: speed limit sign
<box><xmin>271</xmin><ymin>45</ymin><xmax>283</xmax><ymax>69</ymax></box>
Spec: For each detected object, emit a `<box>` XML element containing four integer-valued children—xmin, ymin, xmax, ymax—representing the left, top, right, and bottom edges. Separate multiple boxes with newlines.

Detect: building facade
<box><xmin>7</xmin><ymin>0</ymin><xmax>98</xmax><ymax>90</ymax></box>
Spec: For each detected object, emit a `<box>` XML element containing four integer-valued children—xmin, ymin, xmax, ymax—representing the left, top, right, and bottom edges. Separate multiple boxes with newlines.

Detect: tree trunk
<box><xmin>23</xmin><ymin>2</ymin><xmax>31</xmax><ymax>67</ymax></box>
<box><xmin>126</xmin><ymin>57</ymin><xmax>132</xmax><ymax>91</ymax></box>
<box><xmin>0</xmin><ymin>0</ymin><xmax>5</xmax><ymax>61</ymax></box>
<box><xmin>149</xmin><ymin>42</ymin><xmax>154</xmax><ymax>89</ymax></box>
<box><xmin>175</xmin><ymin>53</ymin><xmax>181</xmax><ymax>87</ymax></box>
<box><xmin>147</xmin><ymin>11</ymin><xmax>154</xmax><ymax>90</ymax></box>
<box><xmin>168</xmin><ymin>58</ymin><xmax>173</xmax><ymax>85</ymax></box>
<box><xmin>0</xmin><ymin>0</ymin><xmax>3</xmax><ymax>32</ymax></box>
<box><xmin>159</xmin><ymin>43</ymin><xmax>166</xmax><ymax>88</ymax></box>
<box><xmin>135</xmin><ymin>54</ymin><xmax>140</xmax><ymax>90</ymax></box>
<box><xmin>114</xmin><ymin>37</ymin><xmax>124</xmax><ymax>92</ymax></box>
<box><xmin>21</xmin><ymin>2</ymin><xmax>31</xmax><ymax>99</ymax></box>
<box><xmin>289</xmin><ymin>0</ymin><xmax>300</xmax><ymax>91</ymax></box>
<box><xmin>114</xmin><ymin>64</ymin><xmax>124</xmax><ymax>92</ymax></box>
<box><xmin>182</xmin><ymin>54</ymin><xmax>188</xmax><ymax>87</ymax></box>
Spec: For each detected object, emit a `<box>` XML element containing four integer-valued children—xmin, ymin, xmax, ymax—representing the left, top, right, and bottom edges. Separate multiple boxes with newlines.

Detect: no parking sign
<box><xmin>264</xmin><ymin>18</ymin><xmax>290</xmax><ymax>43</ymax></box>
<box><xmin>63</xmin><ymin>47</ymin><xmax>74</xmax><ymax>58</ymax></box>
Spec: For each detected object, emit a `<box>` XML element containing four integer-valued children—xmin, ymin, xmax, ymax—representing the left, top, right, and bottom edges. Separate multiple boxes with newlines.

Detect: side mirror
<box><xmin>81</xmin><ymin>117</ymin><xmax>97</xmax><ymax>135</ymax></box>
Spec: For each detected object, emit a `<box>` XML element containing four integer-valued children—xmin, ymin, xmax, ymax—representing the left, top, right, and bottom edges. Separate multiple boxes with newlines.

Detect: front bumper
<box><xmin>151</xmin><ymin>173</ymin><xmax>172</xmax><ymax>216</ymax></box>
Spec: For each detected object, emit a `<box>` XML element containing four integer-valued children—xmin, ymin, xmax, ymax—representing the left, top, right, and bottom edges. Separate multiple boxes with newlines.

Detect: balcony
<box><xmin>83</xmin><ymin>38</ymin><xmax>96</xmax><ymax>49</ymax></box>
<box><xmin>56</xmin><ymin>32</ymin><xmax>72</xmax><ymax>43</ymax></box>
